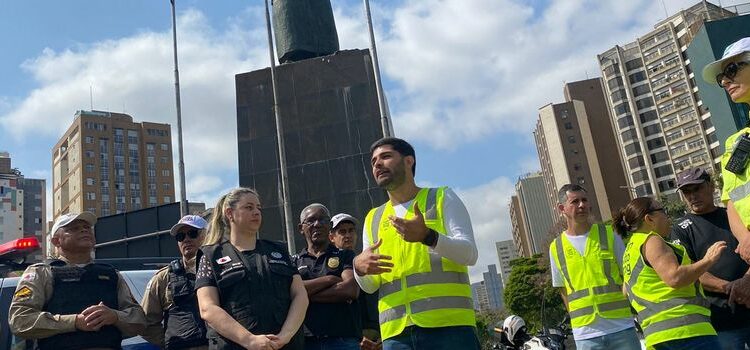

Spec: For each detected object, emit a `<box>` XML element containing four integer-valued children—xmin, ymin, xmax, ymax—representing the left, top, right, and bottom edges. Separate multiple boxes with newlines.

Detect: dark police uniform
<box><xmin>292</xmin><ymin>245</ymin><xmax>361</xmax><ymax>344</ymax></box>
<box><xmin>195</xmin><ymin>240</ymin><xmax>303</xmax><ymax>350</ymax></box>
<box><xmin>9</xmin><ymin>257</ymin><xmax>146</xmax><ymax>350</ymax></box>
<box><xmin>670</xmin><ymin>208</ymin><xmax>750</xmax><ymax>332</ymax></box>
<box><xmin>142</xmin><ymin>257</ymin><xmax>208</xmax><ymax>350</ymax></box>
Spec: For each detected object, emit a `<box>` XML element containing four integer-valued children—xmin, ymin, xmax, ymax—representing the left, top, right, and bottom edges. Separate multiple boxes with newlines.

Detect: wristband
<box><xmin>422</xmin><ymin>229</ymin><xmax>438</xmax><ymax>247</ymax></box>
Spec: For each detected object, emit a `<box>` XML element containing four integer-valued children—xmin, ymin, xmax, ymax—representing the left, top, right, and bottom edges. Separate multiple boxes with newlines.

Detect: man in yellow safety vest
<box><xmin>549</xmin><ymin>184</ymin><xmax>641</xmax><ymax>350</ymax></box>
<box><xmin>353</xmin><ymin>137</ymin><xmax>480</xmax><ymax>350</ymax></box>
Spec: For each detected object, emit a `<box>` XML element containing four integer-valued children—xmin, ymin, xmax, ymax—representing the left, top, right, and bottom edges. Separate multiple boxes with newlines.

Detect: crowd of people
<box><xmin>549</xmin><ymin>38</ymin><xmax>750</xmax><ymax>350</ymax></box>
<box><xmin>5</xmin><ymin>36</ymin><xmax>750</xmax><ymax>350</ymax></box>
<box><xmin>7</xmin><ymin>137</ymin><xmax>481</xmax><ymax>350</ymax></box>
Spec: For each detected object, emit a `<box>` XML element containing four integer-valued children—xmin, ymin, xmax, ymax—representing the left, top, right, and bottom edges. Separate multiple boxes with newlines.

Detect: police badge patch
<box><xmin>327</xmin><ymin>257</ymin><xmax>340</xmax><ymax>269</ymax></box>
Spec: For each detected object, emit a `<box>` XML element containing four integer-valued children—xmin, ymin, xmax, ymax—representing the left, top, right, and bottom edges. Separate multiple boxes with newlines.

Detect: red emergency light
<box><xmin>0</xmin><ymin>237</ymin><xmax>41</xmax><ymax>262</ymax></box>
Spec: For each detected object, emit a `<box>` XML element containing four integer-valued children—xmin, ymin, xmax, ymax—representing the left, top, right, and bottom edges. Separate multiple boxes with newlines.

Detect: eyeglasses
<box><xmin>302</xmin><ymin>217</ymin><xmax>331</xmax><ymax>226</ymax></box>
<box><xmin>716</xmin><ymin>61</ymin><xmax>748</xmax><ymax>86</ymax></box>
<box><xmin>647</xmin><ymin>207</ymin><xmax>665</xmax><ymax>215</ymax></box>
<box><xmin>175</xmin><ymin>229</ymin><xmax>200</xmax><ymax>242</ymax></box>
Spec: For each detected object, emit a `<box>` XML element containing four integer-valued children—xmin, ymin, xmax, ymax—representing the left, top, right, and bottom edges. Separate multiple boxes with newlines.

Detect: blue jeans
<box><xmin>575</xmin><ymin>327</ymin><xmax>642</xmax><ymax>350</ymax></box>
<box><xmin>382</xmin><ymin>326</ymin><xmax>480</xmax><ymax>350</ymax></box>
<box><xmin>652</xmin><ymin>335</ymin><xmax>721</xmax><ymax>350</ymax></box>
<box><xmin>717</xmin><ymin>327</ymin><xmax>750</xmax><ymax>350</ymax></box>
<box><xmin>304</xmin><ymin>337</ymin><xmax>360</xmax><ymax>350</ymax></box>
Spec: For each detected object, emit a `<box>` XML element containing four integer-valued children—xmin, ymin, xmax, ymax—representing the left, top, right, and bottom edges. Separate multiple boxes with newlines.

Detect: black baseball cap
<box><xmin>676</xmin><ymin>167</ymin><xmax>710</xmax><ymax>190</ymax></box>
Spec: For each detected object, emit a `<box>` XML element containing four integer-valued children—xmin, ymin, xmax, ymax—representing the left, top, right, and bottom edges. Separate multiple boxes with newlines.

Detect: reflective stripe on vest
<box><xmin>625</xmin><ymin>255</ymin><xmax>710</xmax><ymax>332</ymax></box>
<box><xmin>552</xmin><ymin>224</ymin><xmax>630</xmax><ymax>327</ymax></box>
<box><xmin>730</xmin><ymin>182</ymin><xmax>750</xmax><ymax>203</ymax></box>
<box><xmin>369</xmin><ymin>187</ymin><xmax>474</xmax><ymax>335</ymax></box>
<box><xmin>624</xmin><ymin>233</ymin><xmax>715</xmax><ymax>346</ymax></box>
<box><xmin>553</xmin><ymin>224</ymin><xmax>620</xmax><ymax>301</ymax></box>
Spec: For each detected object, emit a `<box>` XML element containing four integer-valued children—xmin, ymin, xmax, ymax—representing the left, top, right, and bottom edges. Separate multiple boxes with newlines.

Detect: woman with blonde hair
<box><xmin>613</xmin><ymin>197</ymin><xmax>725</xmax><ymax>350</ymax></box>
<box><xmin>195</xmin><ymin>188</ymin><xmax>307</xmax><ymax>350</ymax></box>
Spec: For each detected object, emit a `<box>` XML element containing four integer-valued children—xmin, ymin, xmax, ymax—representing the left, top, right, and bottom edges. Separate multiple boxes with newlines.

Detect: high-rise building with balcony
<box><xmin>597</xmin><ymin>2</ymin><xmax>737</xmax><ymax>198</ymax></box>
<box><xmin>495</xmin><ymin>240</ymin><xmax>518</xmax><ymax>287</ymax></box>
<box><xmin>509</xmin><ymin>195</ymin><xmax>533</xmax><ymax>258</ymax></box>
<box><xmin>0</xmin><ymin>152</ymin><xmax>46</xmax><ymax>262</ymax></box>
<box><xmin>513</xmin><ymin>172</ymin><xmax>555</xmax><ymax>254</ymax></box>
<box><xmin>52</xmin><ymin>110</ymin><xmax>175</xmax><ymax>221</ymax></box>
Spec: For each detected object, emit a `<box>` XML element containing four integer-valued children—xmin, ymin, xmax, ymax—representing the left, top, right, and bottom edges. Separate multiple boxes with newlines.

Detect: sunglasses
<box><xmin>716</xmin><ymin>61</ymin><xmax>748</xmax><ymax>86</ymax></box>
<box><xmin>175</xmin><ymin>229</ymin><xmax>201</xmax><ymax>242</ymax></box>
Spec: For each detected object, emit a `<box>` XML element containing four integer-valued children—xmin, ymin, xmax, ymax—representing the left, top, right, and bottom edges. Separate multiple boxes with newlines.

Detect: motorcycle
<box><xmin>492</xmin><ymin>314</ymin><xmax>568</xmax><ymax>350</ymax></box>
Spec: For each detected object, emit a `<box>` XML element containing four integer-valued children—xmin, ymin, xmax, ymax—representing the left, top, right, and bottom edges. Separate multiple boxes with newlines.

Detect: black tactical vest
<box><xmin>38</xmin><ymin>260</ymin><xmax>122</xmax><ymax>350</ymax></box>
<box><xmin>164</xmin><ymin>259</ymin><xmax>208</xmax><ymax>350</ymax></box>
<box><xmin>199</xmin><ymin>240</ymin><xmax>303</xmax><ymax>350</ymax></box>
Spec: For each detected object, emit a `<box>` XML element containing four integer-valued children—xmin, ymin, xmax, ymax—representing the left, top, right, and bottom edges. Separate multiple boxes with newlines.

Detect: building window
<box><xmin>85</xmin><ymin>136</ymin><xmax>94</xmax><ymax>144</ymax></box>
<box><xmin>163</xmin><ymin>196</ymin><xmax>172</xmax><ymax>203</ymax></box>
<box><xmin>86</xmin><ymin>178</ymin><xmax>95</xmax><ymax>186</ymax></box>
<box><xmin>567</xmin><ymin>136</ymin><xmax>576</xmax><ymax>144</ymax></box>
<box><xmin>160</xmin><ymin>143</ymin><xmax>169</xmax><ymax>151</ymax></box>
<box><xmin>564</xmin><ymin>122</ymin><xmax>573</xmax><ymax>130</ymax></box>
<box><xmin>162</xmin><ymin>170</ymin><xmax>171</xmax><ymax>177</ymax></box>
<box><xmin>85</xmin><ymin>164</ymin><xmax>94</xmax><ymax>172</ymax></box>
<box><xmin>161</xmin><ymin>157</ymin><xmax>168</xmax><ymax>164</ymax></box>
<box><xmin>162</xmin><ymin>183</ymin><xmax>171</xmax><ymax>190</ymax></box>
<box><xmin>85</xmin><ymin>151</ymin><xmax>95</xmax><ymax>158</ymax></box>
<box><xmin>86</xmin><ymin>192</ymin><xmax>96</xmax><ymax>200</ymax></box>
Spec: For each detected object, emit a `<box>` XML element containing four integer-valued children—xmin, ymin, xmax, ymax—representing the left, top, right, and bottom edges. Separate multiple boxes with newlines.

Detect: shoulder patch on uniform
<box><xmin>216</xmin><ymin>256</ymin><xmax>231</xmax><ymax>264</ymax></box>
<box><xmin>22</xmin><ymin>272</ymin><xmax>36</xmax><ymax>281</ymax></box>
<box><xmin>271</xmin><ymin>251</ymin><xmax>282</xmax><ymax>259</ymax></box>
<box><xmin>13</xmin><ymin>286</ymin><xmax>32</xmax><ymax>301</ymax></box>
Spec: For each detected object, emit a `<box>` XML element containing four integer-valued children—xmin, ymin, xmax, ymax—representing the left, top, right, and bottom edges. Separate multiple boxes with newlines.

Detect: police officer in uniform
<box><xmin>293</xmin><ymin>204</ymin><xmax>360</xmax><ymax>350</ymax></box>
<box><xmin>142</xmin><ymin>215</ymin><xmax>209</xmax><ymax>349</ymax></box>
<box><xmin>9</xmin><ymin>212</ymin><xmax>146</xmax><ymax>350</ymax></box>
<box><xmin>195</xmin><ymin>188</ymin><xmax>307</xmax><ymax>350</ymax></box>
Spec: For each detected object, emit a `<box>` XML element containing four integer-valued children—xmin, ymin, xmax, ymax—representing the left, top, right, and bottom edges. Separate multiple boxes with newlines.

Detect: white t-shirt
<box><xmin>549</xmin><ymin>230</ymin><xmax>635</xmax><ymax>340</ymax></box>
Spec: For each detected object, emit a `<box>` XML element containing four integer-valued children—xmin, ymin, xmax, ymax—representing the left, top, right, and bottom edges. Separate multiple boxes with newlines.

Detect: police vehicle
<box><xmin>0</xmin><ymin>237</ymin><xmax>163</xmax><ymax>350</ymax></box>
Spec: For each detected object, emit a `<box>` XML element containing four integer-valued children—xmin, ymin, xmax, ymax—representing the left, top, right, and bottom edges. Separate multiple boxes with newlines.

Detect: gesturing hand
<box><xmin>354</xmin><ymin>239</ymin><xmax>393</xmax><ymax>276</ymax></box>
<box><xmin>388</xmin><ymin>203</ymin><xmax>429</xmax><ymax>243</ymax></box>
<box><xmin>703</xmin><ymin>241</ymin><xmax>727</xmax><ymax>264</ymax></box>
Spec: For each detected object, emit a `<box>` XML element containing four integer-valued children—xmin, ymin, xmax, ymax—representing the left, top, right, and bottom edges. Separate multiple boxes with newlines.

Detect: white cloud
<box><xmin>454</xmin><ymin>176</ymin><xmax>516</xmax><ymax>283</ymax></box>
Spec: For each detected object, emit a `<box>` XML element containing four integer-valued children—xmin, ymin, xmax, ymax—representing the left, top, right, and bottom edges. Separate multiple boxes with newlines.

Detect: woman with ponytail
<box><xmin>195</xmin><ymin>188</ymin><xmax>307</xmax><ymax>350</ymax></box>
<box><xmin>614</xmin><ymin>197</ymin><xmax>725</xmax><ymax>350</ymax></box>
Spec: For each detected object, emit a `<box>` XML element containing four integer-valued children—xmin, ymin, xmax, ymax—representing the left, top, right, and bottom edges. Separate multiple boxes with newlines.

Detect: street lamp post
<box><xmin>363</xmin><ymin>0</ymin><xmax>392</xmax><ymax>137</ymax></box>
<box><xmin>170</xmin><ymin>0</ymin><xmax>188</xmax><ymax>216</ymax></box>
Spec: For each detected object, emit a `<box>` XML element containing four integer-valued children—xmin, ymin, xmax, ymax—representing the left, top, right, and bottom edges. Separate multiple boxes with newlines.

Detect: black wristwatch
<box><xmin>422</xmin><ymin>229</ymin><xmax>439</xmax><ymax>247</ymax></box>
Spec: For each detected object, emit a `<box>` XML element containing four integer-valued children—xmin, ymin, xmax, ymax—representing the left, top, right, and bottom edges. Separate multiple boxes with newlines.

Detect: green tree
<box><xmin>475</xmin><ymin>309</ymin><xmax>508</xmax><ymax>349</ymax></box>
<box><xmin>503</xmin><ymin>254</ymin><xmax>566</xmax><ymax>333</ymax></box>
<box><xmin>662</xmin><ymin>195</ymin><xmax>687</xmax><ymax>221</ymax></box>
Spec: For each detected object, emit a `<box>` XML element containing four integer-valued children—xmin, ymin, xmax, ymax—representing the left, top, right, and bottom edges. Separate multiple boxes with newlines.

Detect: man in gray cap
<box><xmin>9</xmin><ymin>212</ymin><xmax>146</xmax><ymax>350</ymax></box>
<box><xmin>141</xmin><ymin>214</ymin><xmax>209</xmax><ymax>350</ymax></box>
<box><xmin>331</xmin><ymin>213</ymin><xmax>381</xmax><ymax>350</ymax></box>
<box><xmin>670</xmin><ymin>168</ymin><xmax>750</xmax><ymax>349</ymax></box>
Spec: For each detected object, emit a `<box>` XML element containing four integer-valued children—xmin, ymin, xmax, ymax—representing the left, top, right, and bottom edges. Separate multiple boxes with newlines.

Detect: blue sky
<box><xmin>0</xmin><ymin>0</ymin><xmax>742</xmax><ymax>282</ymax></box>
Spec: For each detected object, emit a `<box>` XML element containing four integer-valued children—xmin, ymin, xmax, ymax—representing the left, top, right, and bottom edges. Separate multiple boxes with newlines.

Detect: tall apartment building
<box><xmin>471</xmin><ymin>281</ymin><xmax>490</xmax><ymax>311</ymax></box>
<box><xmin>52</xmin><ymin>110</ymin><xmax>175</xmax><ymax>220</ymax></box>
<box><xmin>534</xmin><ymin>78</ymin><xmax>631</xmax><ymax>224</ymax></box>
<box><xmin>513</xmin><ymin>173</ymin><xmax>555</xmax><ymax>254</ymax></box>
<box><xmin>0</xmin><ymin>152</ymin><xmax>46</xmax><ymax>262</ymax></box>
<box><xmin>495</xmin><ymin>240</ymin><xmax>518</xmax><ymax>287</ymax></box>
<box><xmin>597</xmin><ymin>2</ymin><xmax>737</xmax><ymax>198</ymax></box>
<box><xmin>509</xmin><ymin>195</ymin><xmax>533</xmax><ymax>258</ymax></box>
<box><xmin>483</xmin><ymin>264</ymin><xmax>504</xmax><ymax>310</ymax></box>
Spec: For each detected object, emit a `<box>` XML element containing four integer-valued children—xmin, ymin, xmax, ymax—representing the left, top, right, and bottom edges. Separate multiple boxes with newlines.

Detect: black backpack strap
<box><xmin>169</xmin><ymin>258</ymin><xmax>184</xmax><ymax>274</ymax></box>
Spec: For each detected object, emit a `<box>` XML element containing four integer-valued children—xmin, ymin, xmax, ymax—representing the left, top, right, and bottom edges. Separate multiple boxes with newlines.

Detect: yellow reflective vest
<box><xmin>722</xmin><ymin>126</ymin><xmax>750</xmax><ymax>224</ymax></box>
<box><xmin>363</xmin><ymin>187</ymin><xmax>475</xmax><ymax>340</ymax></box>
<box><xmin>549</xmin><ymin>224</ymin><xmax>632</xmax><ymax>329</ymax></box>
<box><xmin>623</xmin><ymin>232</ymin><xmax>715</xmax><ymax>348</ymax></box>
